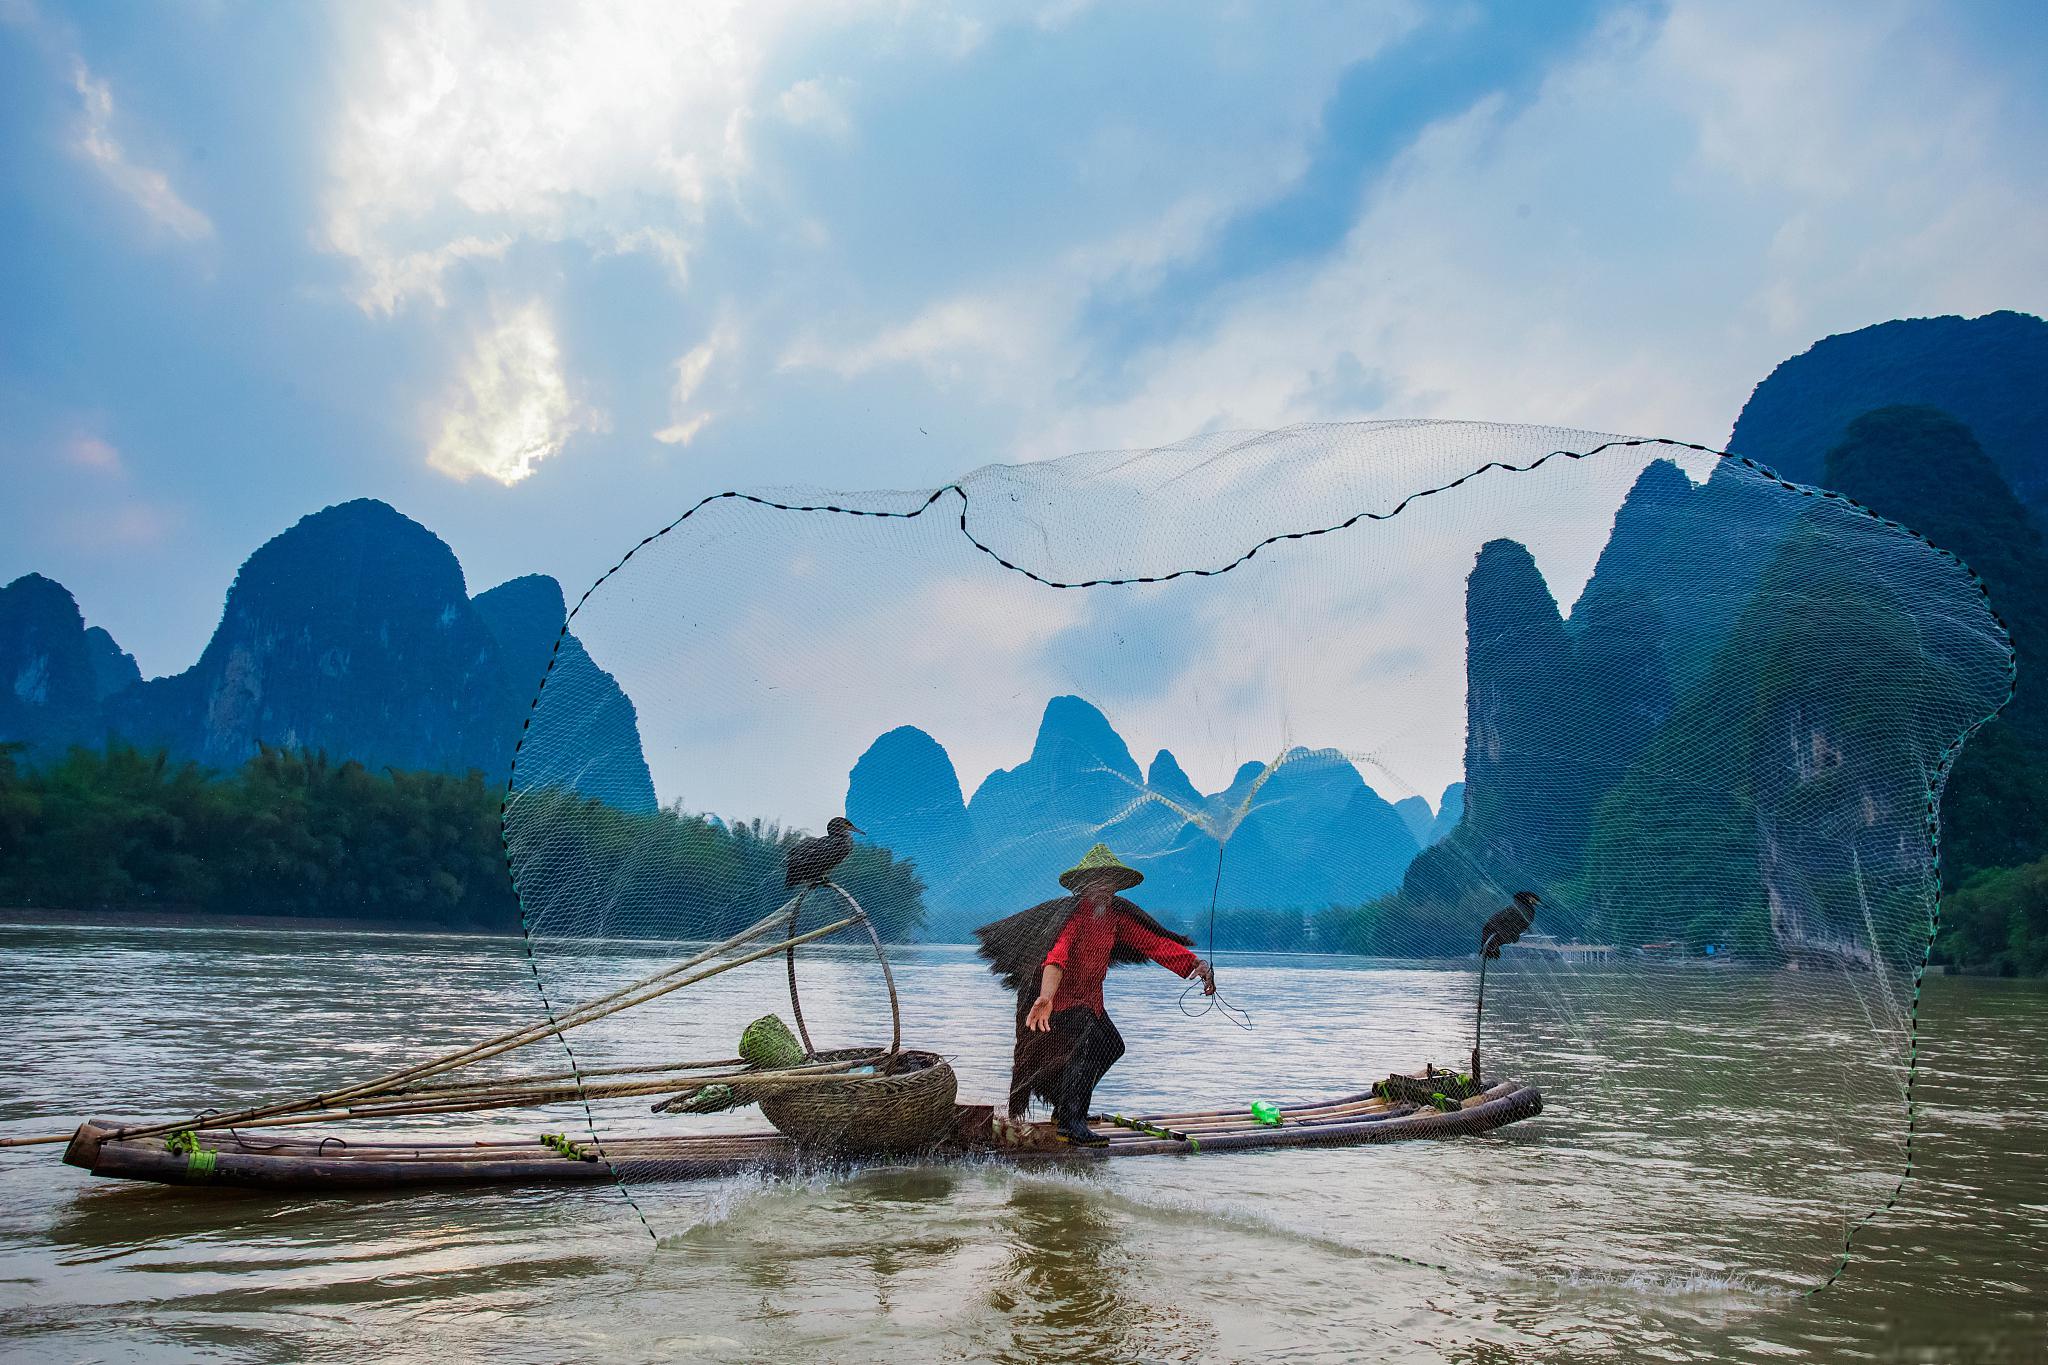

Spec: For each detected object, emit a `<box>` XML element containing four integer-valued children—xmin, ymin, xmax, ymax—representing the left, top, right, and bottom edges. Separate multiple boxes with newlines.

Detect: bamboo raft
<box><xmin>22</xmin><ymin>883</ymin><xmax>1544</xmax><ymax>1195</ymax></box>
<box><xmin>60</xmin><ymin>1079</ymin><xmax>1542</xmax><ymax>1191</ymax></box>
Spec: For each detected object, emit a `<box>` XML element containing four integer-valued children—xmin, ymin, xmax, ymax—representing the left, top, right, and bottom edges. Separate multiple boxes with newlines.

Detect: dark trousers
<box><xmin>1051</xmin><ymin>1008</ymin><xmax>1125</xmax><ymax>1127</ymax></box>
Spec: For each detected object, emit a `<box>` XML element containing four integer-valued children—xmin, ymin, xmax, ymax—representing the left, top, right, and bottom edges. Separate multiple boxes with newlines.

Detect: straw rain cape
<box><xmin>973</xmin><ymin>894</ymin><xmax>1195</xmax><ymax>1115</ymax></box>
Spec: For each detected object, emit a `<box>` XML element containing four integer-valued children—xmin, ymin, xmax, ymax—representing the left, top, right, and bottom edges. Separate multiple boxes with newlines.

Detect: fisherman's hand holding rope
<box><xmin>1180</xmin><ymin>955</ymin><xmax>1251</xmax><ymax>1028</ymax></box>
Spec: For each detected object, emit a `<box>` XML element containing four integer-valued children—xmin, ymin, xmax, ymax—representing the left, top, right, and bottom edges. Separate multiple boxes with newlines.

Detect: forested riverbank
<box><xmin>0</xmin><ymin>743</ymin><xmax>928</xmax><ymax>941</ymax></box>
<box><xmin>4</xmin><ymin>740</ymin><xmax>2040</xmax><ymax>972</ymax></box>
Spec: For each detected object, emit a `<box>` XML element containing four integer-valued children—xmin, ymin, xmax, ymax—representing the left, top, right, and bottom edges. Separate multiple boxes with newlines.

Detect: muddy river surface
<box><xmin>1</xmin><ymin>923</ymin><xmax>2042</xmax><ymax>1362</ymax></box>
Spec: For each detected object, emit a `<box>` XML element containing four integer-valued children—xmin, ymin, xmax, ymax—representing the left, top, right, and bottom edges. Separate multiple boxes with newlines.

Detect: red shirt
<box><xmin>1043</xmin><ymin>904</ymin><xmax>1200</xmax><ymax>1015</ymax></box>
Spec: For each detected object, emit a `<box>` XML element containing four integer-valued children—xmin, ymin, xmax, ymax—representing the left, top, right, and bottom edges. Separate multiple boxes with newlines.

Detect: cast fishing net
<box><xmin>499</xmin><ymin>420</ymin><xmax>2010</xmax><ymax>1288</ymax></box>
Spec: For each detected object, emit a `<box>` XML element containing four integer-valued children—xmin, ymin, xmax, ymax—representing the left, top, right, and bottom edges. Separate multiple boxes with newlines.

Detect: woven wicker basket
<box><xmin>759</xmin><ymin>1048</ymin><xmax>958</xmax><ymax>1153</ymax></box>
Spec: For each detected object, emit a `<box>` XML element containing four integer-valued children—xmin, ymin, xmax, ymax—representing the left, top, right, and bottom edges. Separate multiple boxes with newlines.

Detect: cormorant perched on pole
<box><xmin>786</xmin><ymin>817</ymin><xmax>862</xmax><ymax>888</ymax></box>
<box><xmin>1471</xmin><ymin>891</ymin><xmax>1540</xmax><ymax>1083</ymax></box>
<box><xmin>1481</xmin><ymin>891</ymin><xmax>1541</xmax><ymax>959</ymax></box>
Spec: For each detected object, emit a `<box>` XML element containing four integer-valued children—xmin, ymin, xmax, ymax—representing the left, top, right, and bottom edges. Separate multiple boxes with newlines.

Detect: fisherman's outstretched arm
<box><xmin>1118</xmin><ymin>919</ymin><xmax>1217</xmax><ymax>994</ymax></box>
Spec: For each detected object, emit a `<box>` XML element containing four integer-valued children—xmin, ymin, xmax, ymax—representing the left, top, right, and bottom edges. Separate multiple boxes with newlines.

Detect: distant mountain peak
<box><xmin>877</xmin><ymin>699</ymin><xmax>1427</xmax><ymax>938</ymax></box>
<box><xmin>1394</xmin><ymin>794</ymin><xmax>1434</xmax><ymax>847</ymax></box>
<box><xmin>1030</xmin><ymin>694</ymin><xmax>1141</xmax><ymax>780</ymax></box>
<box><xmin>474</xmin><ymin>571</ymin><xmax>655</xmax><ymax>810</ymax></box>
<box><xmin>81</xmin><ymin>626</ymin><xmax>140</xmax><ymax>701</ymax></box>
<box><xmin>855</xmin><ymin>724</ymin><xmax>961</xmax><ymax>778</ymax></box>
<box><xmin>1</xmin><ymin>501</ymin><xmax>655</xmax><ymax>809</ymax></box>
<box><xmin>477</xmin><ymin>573</ymin><xmax>569</xmax><ymax>622</ymax></box>
<box><xmin>1629</xmin><ymin>457</ymin><xmax>1693</xmax><ymax>496</ymax></box>
<box><xmin>0</xmin><ymin>572</ymin><xmax>119</xmax><ymax>753</ymax></box>
<box><xmin>272</xmin><ymin>497</ymin><xmax>444</xmax><ymax>554</ymax></box>
<box><xmin>1429</xmin><ymin>783</ymin><xmax>1464</xmax><ymax>845</ymax></box>
<box><xmin>1730</xmin><ymin>310</ymin><xmax>2048</xmax><ymax>510</ymax></box>
<box><xmin>1473</xmin><ymin>535</ymin><xmax>1546</xmax><ymax>580</ymax></box>
<box><xmin>1147</xmin><ymin>748</ymin><xmax>1201</xmax><ymax>806</ymax></box>
<box><xmin>4</xmin><ymin>572</ymin><xmax>85</xmax><ymax>617</ymax></box>
<box><xmin>847</xmin><ymin>723</ymin><xmax>977</xmax><ymax>931</ymax></box>
<box><xmin>220</xmin><ymin>498</ymin><xmax>473</xmax><ymax>629</ymax></box>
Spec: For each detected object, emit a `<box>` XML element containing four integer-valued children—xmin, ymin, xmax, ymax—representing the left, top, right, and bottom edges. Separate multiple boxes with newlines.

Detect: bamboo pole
<box><xmin>383</xmin><ymin>1055</ymin><xmax>748</xmax><ymax>1097</ymax></box>
<box><xmin>150</xmin><ymin>1053</ymin><xmax>888</xmax><ymax>1134</ymax></box>
<box><xmin>334</xmin><ymin>898</ymin><xmax>803</xmax><ymax>1096</ymax></box>
<box><xmin>365</xmin><ymin>1047</ymin><xmax>883</xmax><ymax>1108</ymax></box>
<box><xmin>18</xmin><ymin>880</ymin><xmax>910</xmax><ymax>1152</ymax></box>
<box><xmin>105</xmin><ymin>908</ymin><xmax>855</xmax><ymax>1143</ymax></box>
<box><xmin>785</xmin><ymin>888</ymin><xmax>817</xmax><ymax>1057</ymax></box>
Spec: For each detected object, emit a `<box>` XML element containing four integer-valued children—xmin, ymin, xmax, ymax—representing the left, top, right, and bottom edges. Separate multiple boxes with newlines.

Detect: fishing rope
<box><xmin>1180</xmin><ymin>840</ymin><xmax>1251</xmax><ymax>1028</ymax></box>
<box><xmin>203</xmin><ymin>1106</ymin><xmax>298</xmax><ymax>1154</ymax></box>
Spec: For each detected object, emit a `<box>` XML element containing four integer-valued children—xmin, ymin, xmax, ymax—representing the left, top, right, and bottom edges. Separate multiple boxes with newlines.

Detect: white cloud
<box><xmin>653</xmin><ymin>327</ymin><xmax>732</xmax><ymax>446</ymax></box>
<box><xmin>321</xmin><ymin>0</ymin><xmax>864</xmax><ymax>313</ymax></box>
<box><xmin>652</xmin><ymin>413</ymin><xmax>714</xmax><ymax>449</ymax></box>
<box><xmin>428</xmin><ymin>301</ymin><xmax>603</xmax><ymax>485</ymax></box>
<box><xmin>71</xmin><ymin>60</ymin><xmax>213</xmax><ymax>241</ymax></box>
<box><xmin>781</xmin><ymin>293</ymin><xmax>1046</xmax><ymax>382</ymax></box>
<box><xmin>775</xmin><ymin>77</ymin><xmax>853</xmax><ymax>141</ymax></box>
<box><xmin>345</xmin><ymin>236</ymin><xmax>511</xmax><ymax>318</ymax></box>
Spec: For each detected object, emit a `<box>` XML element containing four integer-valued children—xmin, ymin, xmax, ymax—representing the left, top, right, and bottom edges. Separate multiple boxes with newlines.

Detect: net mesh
<box><xmin>500</xmin><ymin>421</ymin><xmax>2011</xmax><ymax>1284</ymax></box>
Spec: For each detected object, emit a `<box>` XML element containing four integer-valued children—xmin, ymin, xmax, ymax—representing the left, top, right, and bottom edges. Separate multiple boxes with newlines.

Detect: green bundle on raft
<box><xmin>738</xmin><ymin>1015</ymin><xmax>806</xmax><ymax>1071</ymax></box>
<box><xmin>657</xmin><ymin>1015</ymin><xmax>809</xmax><ymax>1115</ymax></box>
<box><xmin>540</xmin><ymin>1132</ymin><xmax>598</xmax><ymax>1161</ymax></box>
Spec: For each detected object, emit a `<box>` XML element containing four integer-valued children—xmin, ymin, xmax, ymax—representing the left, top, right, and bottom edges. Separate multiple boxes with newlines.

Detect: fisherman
<box><xmin>974</xmin><ymin>844</ymin><xmax>1217</xmax><ymax>1146</ymax></box>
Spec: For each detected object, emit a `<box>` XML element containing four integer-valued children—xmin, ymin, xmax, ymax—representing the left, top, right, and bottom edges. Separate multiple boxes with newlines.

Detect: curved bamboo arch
<box><xmin>784</xmin><ymin>880</ymin><xmax>902</xmax><ymax>1060</ymax></box>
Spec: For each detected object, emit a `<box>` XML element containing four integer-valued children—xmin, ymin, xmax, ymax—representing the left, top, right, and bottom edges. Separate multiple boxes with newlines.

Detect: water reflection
<box><xmin>982</xmin><ymin>1179</ymin><xmax>1207</xmax><ymax>1364</ymax></box>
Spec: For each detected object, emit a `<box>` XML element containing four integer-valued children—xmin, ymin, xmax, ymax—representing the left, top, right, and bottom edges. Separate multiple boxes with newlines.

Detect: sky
<box><xmin>542</xmin><ymin>422</ymin><xmax>1722</xmax><ymax>824</ymax></box>
<box><xmin>2</xmin><ymin>0</ymin><xmax>2045</xmax><ymax>815</ymax></box>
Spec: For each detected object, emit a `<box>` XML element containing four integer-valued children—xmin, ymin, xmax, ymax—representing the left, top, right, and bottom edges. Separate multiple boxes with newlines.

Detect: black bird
<box><xmin>786</xmin><ymin>817</ymin><xmax>862</xmax><ymax>888</ymax></box>
<box><xmin>1480</xmin><ymin>891</ymin><xmax>1541</xmax><ymax>959</ymax></box>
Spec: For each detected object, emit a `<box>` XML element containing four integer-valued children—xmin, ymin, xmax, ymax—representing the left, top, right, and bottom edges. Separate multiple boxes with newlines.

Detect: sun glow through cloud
<box><xmin>428</xmin><ymin>302</ymin><xmax>601</xmax><ymax>486</ymax></box>
<box><xmin>320</xmin><ymin>0</ymin><xmax>842</xmax><ymax>315</ymax></box>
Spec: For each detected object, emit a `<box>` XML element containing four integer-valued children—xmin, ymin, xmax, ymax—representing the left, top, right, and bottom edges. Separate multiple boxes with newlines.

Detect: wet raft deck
<box><xmin>65</xmin><ymin>1079</ymin><xmax>1541</xmax><ymax>1192</ymax></box>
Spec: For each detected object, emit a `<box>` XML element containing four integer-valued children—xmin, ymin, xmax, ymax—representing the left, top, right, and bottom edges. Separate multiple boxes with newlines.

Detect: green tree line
<box><xmin>0</xmin><ymin>743</ymin><xmax>926</xmax><ymax>941</ymax></box>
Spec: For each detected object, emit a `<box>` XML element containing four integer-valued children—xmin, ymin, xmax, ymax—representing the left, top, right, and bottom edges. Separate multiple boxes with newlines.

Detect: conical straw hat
<box><xmin>1058</xmin><ymin>842</ymin><xmax>1144</xmax><ymax>892</ymax></box>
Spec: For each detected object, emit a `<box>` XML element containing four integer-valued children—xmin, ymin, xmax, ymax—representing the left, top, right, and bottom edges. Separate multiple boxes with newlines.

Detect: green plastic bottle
<box><xmin>1250</xmin><ymin>1100</ymin><xmax>1282</xmax><ymax>1126</ymax></box>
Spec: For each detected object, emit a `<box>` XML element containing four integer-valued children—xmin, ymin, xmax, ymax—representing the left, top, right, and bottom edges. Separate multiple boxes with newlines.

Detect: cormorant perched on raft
<box><xmin>1481</xmin><ymin>891</ymin><xmax>1541</xmax><ymax>958</ymax></box>
<box><xmin>786</xmin><ymin>817</ymin><xmax>862</xmax><ymax>888</ymax></box>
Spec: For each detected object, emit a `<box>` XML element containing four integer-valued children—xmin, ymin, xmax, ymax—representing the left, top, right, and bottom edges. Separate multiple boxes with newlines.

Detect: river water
<box><xmin>0</xmin><ymin>923</ymin><xmax>2042</xmax><ymax>1363</ymax></box>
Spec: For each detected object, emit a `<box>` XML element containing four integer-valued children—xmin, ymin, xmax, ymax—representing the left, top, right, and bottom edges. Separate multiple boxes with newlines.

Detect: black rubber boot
<box><xmin>1056</xmin><ymin>1117</ymin><xmax>1109</xmax><ymax>1146</ymax></box>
